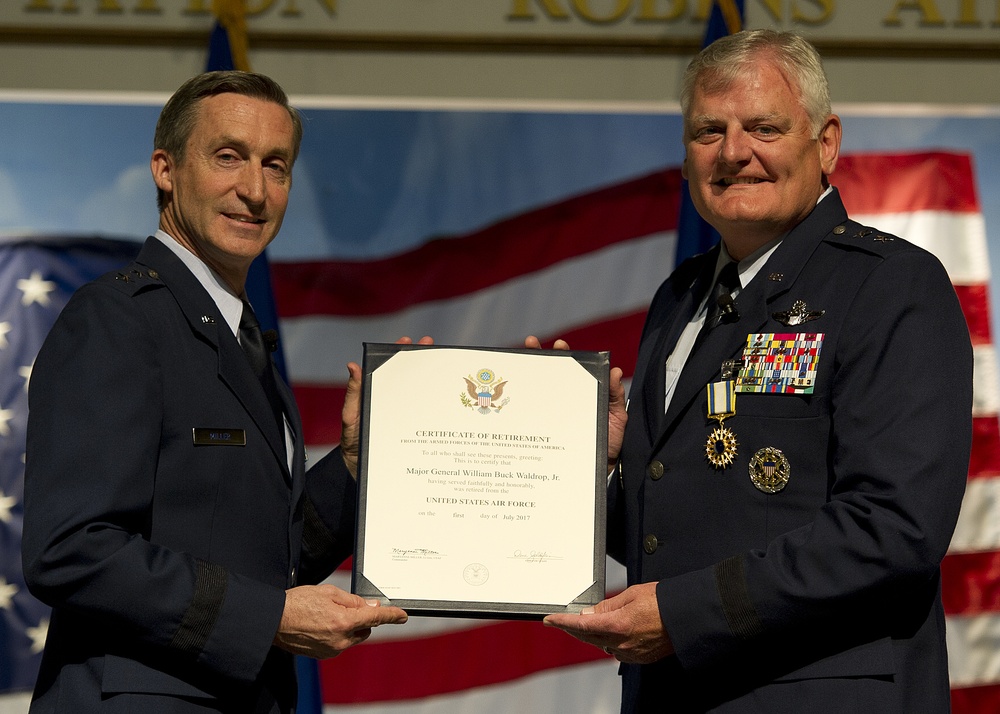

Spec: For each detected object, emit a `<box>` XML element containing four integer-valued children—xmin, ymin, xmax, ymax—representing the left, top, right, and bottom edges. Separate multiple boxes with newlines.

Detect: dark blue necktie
<box><xmin>239</xmin><ymin>300</ymin><xmax>285</xmax><ymax>447</ymax></box>
<box><xmin>691</xmin><ymin>261</ymin><xmax>741</xmax><ymax>356</ymax></box>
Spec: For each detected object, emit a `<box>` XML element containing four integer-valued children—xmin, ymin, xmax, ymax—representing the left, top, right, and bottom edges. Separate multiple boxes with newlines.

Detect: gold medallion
<box><xmin>749</xmin><ymin>447</ymin><xmax>790</xmax><ymax>493</ymax></box>
<box><xmin>705</xmin><ymin>424</ymin><xmax>739</xmax><ymax>469</ymax></box>
<box><xmin>705</xmin><ymin>380</ymin><xmax>738</xmax><ymax>469</ymax></box>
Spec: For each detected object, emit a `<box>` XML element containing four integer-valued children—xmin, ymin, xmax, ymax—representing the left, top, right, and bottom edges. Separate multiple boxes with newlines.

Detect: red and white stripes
<box><xmin>271</xmin><ymin>151</ymin><xmax>1000</xmax><ymax>713</ymax></box>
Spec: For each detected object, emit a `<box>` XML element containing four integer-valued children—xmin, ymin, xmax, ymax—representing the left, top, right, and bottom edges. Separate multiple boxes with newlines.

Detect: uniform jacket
<box><xmin>609</xmin><ymin>190</ymin><xmax>973</xmax><ymax>713</ymax></box>
<box><xmin>22</xmin><ymin>237</ymin><xmax>356</xmax><ymax>713</ymax></box>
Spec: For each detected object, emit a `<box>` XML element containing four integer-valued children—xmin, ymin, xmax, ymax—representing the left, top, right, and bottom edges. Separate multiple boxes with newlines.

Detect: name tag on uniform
<box><xmin>192</xmin><ymin>428</ymin><xmax>247</xmax><ymax>446</ymax></box>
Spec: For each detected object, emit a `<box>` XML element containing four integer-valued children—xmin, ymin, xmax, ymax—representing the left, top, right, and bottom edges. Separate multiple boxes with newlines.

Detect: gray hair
<box><xmin>680</xmin><ymin>29</ymin><xmax>831</xmax><ymax>138</ymax></box>
<box><xmin>153</xmin><ymin>70</ymin><xmax>303</xmax><ymax>211</ymax></box>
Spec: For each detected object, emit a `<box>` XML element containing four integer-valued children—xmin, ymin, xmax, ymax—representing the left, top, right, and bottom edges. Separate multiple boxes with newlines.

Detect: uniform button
<box><xmin>643</xmin><ymin>534</ymin><xmax>659</xmax><ymax>554</ymax></box>
<box><xmin>647</xmin><ymin>460</ymin><xmax>664</xmax><ymax>480</ymax></box>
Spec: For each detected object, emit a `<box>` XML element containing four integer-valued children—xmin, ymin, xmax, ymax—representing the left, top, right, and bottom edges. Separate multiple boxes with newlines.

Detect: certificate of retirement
<box><xmin>353</xmin><ymin>344</ymin><xmax>608</xmax><ymax>619</ymax></box>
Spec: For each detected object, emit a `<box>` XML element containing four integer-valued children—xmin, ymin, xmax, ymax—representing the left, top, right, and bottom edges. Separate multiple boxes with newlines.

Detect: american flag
<box><xmin>1</xmin><ymin>152</ymin><xmax>997</xmax><ymax>713</ymax></box>
<box><xmin>273</xmin><ymin>151</ymin><xmax>1000</xmax><ymax>713</ymax></box>
<box><xmin>0</xmin><ymin>237</ymin><xmax>141</xmax><ymax>711</ymax></box>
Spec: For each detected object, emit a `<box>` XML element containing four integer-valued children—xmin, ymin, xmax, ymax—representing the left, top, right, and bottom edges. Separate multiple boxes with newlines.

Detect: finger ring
<box><xmin>603</xmin><ymin>646</ymin><xmax>613</xmax><ymax>655</ymax></box>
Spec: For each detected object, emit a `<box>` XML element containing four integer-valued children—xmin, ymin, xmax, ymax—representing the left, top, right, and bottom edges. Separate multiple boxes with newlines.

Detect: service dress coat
<box><xmin>610</xmin><ymin>190</ymin><xmax>973</xmax><ymax>713</ymax></box>
<box><xmin>22</xmin><ymin>237</ymin><xmax>356</xmax><ymax>713</ymax></box>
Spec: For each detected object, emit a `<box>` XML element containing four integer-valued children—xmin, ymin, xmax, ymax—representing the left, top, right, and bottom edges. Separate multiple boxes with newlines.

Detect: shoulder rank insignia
<box><xmin>773</xmin><ymin>300</ymin><xmax>824</xmax><ymax>327</ymax></box>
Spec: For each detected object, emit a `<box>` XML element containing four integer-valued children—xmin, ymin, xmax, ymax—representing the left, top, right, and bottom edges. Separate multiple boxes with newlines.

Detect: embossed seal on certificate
<box><xmin>749</xmin><ymin>447</ymin><xmax>790</xmax><ymax>493</ymax></box>
<box><xmin>463</xmin><ymin>563</ymin><xmax>489</xmax><ymax>586</ymax></box>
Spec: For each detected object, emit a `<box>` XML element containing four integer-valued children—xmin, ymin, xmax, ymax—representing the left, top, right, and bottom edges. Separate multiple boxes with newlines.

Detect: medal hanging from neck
<box><xmin>705</xmin><ymin>380</ymin><xmax>738</xmax><ymax>469</ymax></box>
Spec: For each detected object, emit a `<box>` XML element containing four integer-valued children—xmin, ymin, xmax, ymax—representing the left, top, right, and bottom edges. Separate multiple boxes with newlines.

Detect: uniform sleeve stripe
<box><xmin>715</xmin><ymin>556</ymin><xmax>764</xmax><ymax>640</ymax></box>
<box><xmin>170</xmin><ymin>559</ymin><xmax>228</xmax><ymax>657</ymax></box>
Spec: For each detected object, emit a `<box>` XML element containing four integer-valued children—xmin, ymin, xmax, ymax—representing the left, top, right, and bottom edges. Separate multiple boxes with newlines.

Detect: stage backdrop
<box><xmin>1</xmin><ymin>95</ymin><xmax>999</xmax><ymax>713</ymax></box>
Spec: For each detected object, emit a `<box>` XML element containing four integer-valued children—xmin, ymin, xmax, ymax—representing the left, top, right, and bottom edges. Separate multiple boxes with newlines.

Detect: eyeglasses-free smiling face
<box><xmin>151</xmin><ymin>92</ymin><xmax>295</xmax><ymax>293</ymax></box>
<box><xmin>682</xmin><ymin>57</ymin><xmax>841</xmax><ymax>259</ymax></box>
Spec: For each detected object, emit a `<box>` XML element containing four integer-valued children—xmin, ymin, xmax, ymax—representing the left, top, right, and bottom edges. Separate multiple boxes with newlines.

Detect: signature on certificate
<box><xmin>391</xmin><ymin>547</ymin><xmax>444</xmax><ymax>561</ymax></box>
<box><xmin>511</xmin><ymin>549</ymin><xmax>563</xmax><ymax>564</ymax></box>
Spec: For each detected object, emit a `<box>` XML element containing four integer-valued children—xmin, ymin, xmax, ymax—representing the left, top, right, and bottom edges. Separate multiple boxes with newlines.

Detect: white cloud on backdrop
<box><xmin>76</xmin><ymin>164</ymin><xmax>155</xmax><ymax>239</ymax></box>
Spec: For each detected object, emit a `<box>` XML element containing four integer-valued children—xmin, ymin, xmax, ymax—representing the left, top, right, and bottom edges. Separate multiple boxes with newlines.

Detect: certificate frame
<box><xmin>353</xmin><ymin>343</ymin><xmax>608</xmax><ymax>619</ymax></box>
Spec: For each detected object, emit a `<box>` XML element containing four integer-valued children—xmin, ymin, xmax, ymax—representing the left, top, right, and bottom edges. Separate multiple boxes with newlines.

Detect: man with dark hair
<box><xmin>151</xmin><ymin>71</ymin><xmax>304</xmax><ymax>212</ymax></box>
<box><xmin>545</xmin><ymin>30</ymin><xmax>972</xmax><ymax>713</ymax></box>
<box><xmin>22</xmin><ymin>71</ymin><xmax>407</xmax><ymax>713</ymax></box>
